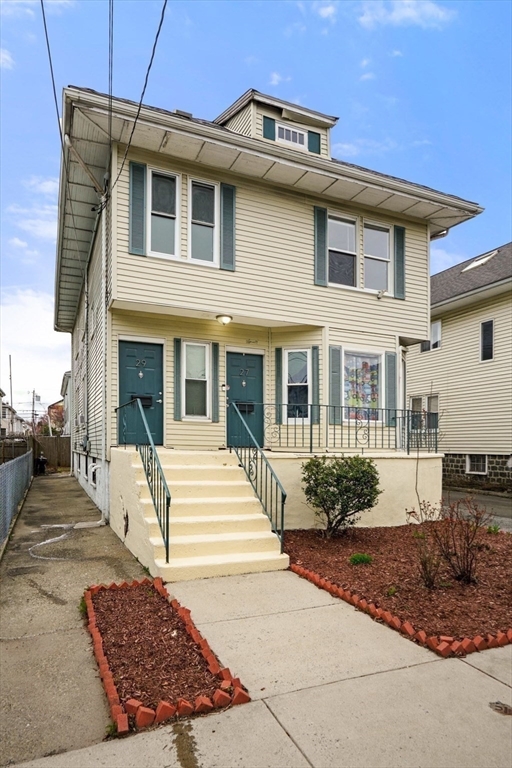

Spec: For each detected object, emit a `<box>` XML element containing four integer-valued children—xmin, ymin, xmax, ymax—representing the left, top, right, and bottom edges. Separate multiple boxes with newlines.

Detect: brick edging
<box><xmin>289</xmin><ymin>563</ymin><xmax>512</xmax><ymax>659</ymax></box>
<box><xmin>84</xmin><ymin>577</ymin><xmax>250</xmax><ymax>735</ymax></box>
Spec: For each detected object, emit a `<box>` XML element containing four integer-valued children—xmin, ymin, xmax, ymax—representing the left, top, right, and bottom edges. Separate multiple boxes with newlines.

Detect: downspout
<box><xmin>101</xmin><ymin>190</ymin><xmax>108</xmax><ymax>521</ymax></box>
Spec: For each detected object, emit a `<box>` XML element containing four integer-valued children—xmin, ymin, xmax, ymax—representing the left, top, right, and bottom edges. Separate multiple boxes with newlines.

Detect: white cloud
<box><xmin>244</xmin><ymin>55</ymin><xmax>258</xmax><ymax>66</ymax></box>
<box><xmin>269</xmin><ymin>72</ymin><xmax>291</xmax><ymax>86</ymax></box>
<box><xmin>9</xmin><ymin>237</ymin><xmax>28</xmax><ymax>248</ymax></box>
<box><xmin>359</xmin><ymin>1</ymin><xmax>455</xmax><ymax>29</ymax></box>
<box><xmin>391</xmin><ymin>49</ymin><xmax>403</xmax><ymax>56</ymax></box>
<box><xmin>430</xmin><ymin>246</ymin><xmax>466</xmax><ymax>274</ymax></box>
<box><xmin>360</xmin><ymin>58</ymin><xmax>371</xmax><ymax>68</ymax></box>
<box><xmin>412</xmin><ymin>138</ymin><xmax>432</xmax><ymax>146</ymax></box>
<box><xmin>0</xmin><ymin>48</ymin><xmax>14</xmax><ymax>68</ymax></box>
<box><xmin>360</xmin><ymin>72</ymin><xmax>375</xmax><ymax>81</ymax></box>
<box><xmin>0</xmin><ymin>0</ymin><xmax>73</xmax><ymax>17</ymax></box>
<box><xmin>284</xmin><ymin>21</ymin><xmax>307</xmax><ymax>36</ymax></box>
<box><xmin>314</xmin><ymin>2</ymin><xmax>337</xmax><ymax>22</ymax></box>
<box><xmin>0</xmin><ymin>289</ymin><xmax>70</xmax><ymax>406</ymax></box>
<box><xmin>332</xmin><ymin>137</ymin><xmax>397</xmax><ymax>158</ymax></box>
<box><xmin>24</xmin><ymin>176</ymin><xmax>59</xmax><ymax>197</ymax></box>
<box><xmin>7</xmin><ymin>203</ymin><xmax>58</xmax><ymax>240</ymax></box>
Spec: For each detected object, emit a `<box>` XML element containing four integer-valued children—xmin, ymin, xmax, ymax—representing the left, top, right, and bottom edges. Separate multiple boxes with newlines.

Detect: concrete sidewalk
<box><xmin>0</xmin><ymin>475</ymin><xmax>146</xmax><ymax>766</ymax></box>
<box><xmin>12</xmin><ymin>570</ymin><xmax>512</xmax><ymax>768</ymax></box>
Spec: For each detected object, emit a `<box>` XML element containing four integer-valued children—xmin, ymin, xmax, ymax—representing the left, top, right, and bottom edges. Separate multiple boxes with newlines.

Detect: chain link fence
<box><xmin>0</xmin><ymin>450</ymin><xmax>33</xmax><ymax>546</ymax></box>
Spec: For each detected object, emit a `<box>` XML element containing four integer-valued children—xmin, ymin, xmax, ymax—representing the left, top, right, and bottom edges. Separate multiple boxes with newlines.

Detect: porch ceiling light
<box><xmin>216</xmin><ymin>314</ymin><xmax>233</xmax><ymax>325</ymax></box>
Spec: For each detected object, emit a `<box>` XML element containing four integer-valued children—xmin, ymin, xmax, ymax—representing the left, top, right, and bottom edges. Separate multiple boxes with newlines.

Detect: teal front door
<box><xmin>118</xmin><ymin>341</ymin><xmax>163</xmax><ymax>445</ymax></box>
<box><xmin>226</xmin><ymin>352</ymin><xmax>264</xmax><ymax>447</ymax></box>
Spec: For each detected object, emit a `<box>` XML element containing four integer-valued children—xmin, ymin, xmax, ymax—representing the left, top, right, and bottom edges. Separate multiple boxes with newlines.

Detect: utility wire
<box><xmin>40</xmin><ymin>0</ymin><xmax>85</xmax><ymax>269</ymax></box>
<box><xmin>108</xmin><ymin>0</ymin><xmax>114</xmax><ymax>162</ymax></box>
<box><xmin>108</xmin><ymin>0</ymin><xmax>168</xmax><ymax>200</ymax></box>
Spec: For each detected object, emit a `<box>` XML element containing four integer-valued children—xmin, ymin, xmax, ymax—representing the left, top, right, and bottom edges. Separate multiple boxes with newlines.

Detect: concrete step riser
<box><xmin>157</xmin><ymin>554</ymin><xmax>289</xmax><ymax>582</ymax></box>
<box><xmin>151</xmin><ymin>535</ymin><xmax>280</xmax><ymax>559</ymax></box>
<box><xmin>151</xmin><ymin>451</ymin><xmax>240</xmax><ymax>467</ymax></box>
<box><xmin>146</xmin><ymin>517</ymin><xmax>271</xmax><ymax>537</ymax></box>
<box><xmin>134</xmin><ymin>466</ymin><xmax>247</xmax><ymax>482</ymax></box>
<box><xmin>139</xmin><ymin>483</ymin><xmax>256</xmax><ymax>500</ymax></box>
<box><xmin>141</xmin><ymin>498</ymin><xmax>263</xmax><ymax>516</ymax></box>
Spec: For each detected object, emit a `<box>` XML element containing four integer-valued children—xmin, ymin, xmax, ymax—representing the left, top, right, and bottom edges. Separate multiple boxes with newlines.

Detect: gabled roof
<box><xmin>431</xmin><ymin>242</ymin><xmax>512</xmax><ymax>307</ymax></box>
<box><xmin>214</xmin><ymin>89</ymin><xmax>338</xmax><ymax>129</ymax></box>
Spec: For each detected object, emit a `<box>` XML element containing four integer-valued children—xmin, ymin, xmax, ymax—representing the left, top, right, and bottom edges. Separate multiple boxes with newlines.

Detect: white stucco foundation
<box><xmin>265</xmin><ymin>452</ymin><xmax>443</xmax><ymax>529</ymax></box>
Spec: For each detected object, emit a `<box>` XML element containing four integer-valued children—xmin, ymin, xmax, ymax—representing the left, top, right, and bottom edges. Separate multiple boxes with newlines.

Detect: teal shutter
<box><xmin>275</xmin><ymin>348</ymin><xmax>282</xmax><ymax>425</ymax></box>
<box><xmin>385</xmin><ymin>352</ymin><xmax>397</xmax><ymax>426</ymax></box>
<box><xmin>314</xmin><ymin>207</ymin><xmax>328</xmax><ymax>286</ymax></box>
<box><xmin>129</xmin><ymin>162</ymin><xmax>146</xmax><ymax>255</ymax></box>
<box><xmin>311</xmin><ymin>346</ymin><xmax>320</xmax><ymax>424</ymax></box>
<box><xmin>329</xmin><ymin>346</ymin><xmax>342</xmax><ymax>425</ymax></box>
<box><xmin>220</xmin><ymin>183</ymin><xmax>236</xmax><ymax>271</ymax></box>
<box><xmin>394</xmin><ymin>226</ymin><xmax>405</xmax><ymax>299</ymax></box>
<box><xmin>174</xmin><ymin>338</ymin><xmax>182</xmax><ymax>421</ymax></box>
<box><xmin>263</xmin><ymin>116</ymin><xmax>276</xmax><ymax>140</ymax></box>
<box><xmin>308</xmin><ymin>131</ymin><xmax>321</xmax><ymax>154</ymax></box>
<box><xmin>212</xmin><ymin>343</ymin><xmax>219</xmax><ymax>422</ymax></box>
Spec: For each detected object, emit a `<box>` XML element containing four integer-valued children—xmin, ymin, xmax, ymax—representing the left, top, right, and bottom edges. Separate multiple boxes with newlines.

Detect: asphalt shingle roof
<box><xmin>431</xmin><ymin>242</ymin><xmax>512</xmax><ymax>305</ymax></box>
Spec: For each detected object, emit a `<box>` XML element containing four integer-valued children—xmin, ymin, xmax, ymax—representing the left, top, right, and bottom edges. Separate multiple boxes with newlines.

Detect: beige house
<box><xmin>408</xmin><ymin>243</ymin><xmax>512</xmax><ymax>491</ymax></box>
<box><xmin>54</xmin><ymin>87</ymin><xmax>482</xmax><ymax>581</ymax></box>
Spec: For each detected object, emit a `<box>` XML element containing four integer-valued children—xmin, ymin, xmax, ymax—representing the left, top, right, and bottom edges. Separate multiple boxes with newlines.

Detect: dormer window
<box><xmin>277</xmin><ymin>123</ymin><xmax>306</xmax><ymax>148</ymax></box>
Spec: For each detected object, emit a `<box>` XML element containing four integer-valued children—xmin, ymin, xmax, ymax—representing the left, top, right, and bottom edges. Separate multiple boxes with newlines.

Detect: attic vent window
<box><xmin>461</xmin><ymin>249</ymin><xmax>498</xmax><ymax>272</ymax></box>
<box><xmin>277</xmin><ymin>123</ymin><xmax>306</xmax><ymax>147</ymax></box>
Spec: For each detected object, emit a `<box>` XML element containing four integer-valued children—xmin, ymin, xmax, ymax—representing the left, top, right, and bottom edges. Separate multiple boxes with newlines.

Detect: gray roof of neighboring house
<box><xmin>431</xmin><ymin>242</ymin><xmax>512</xmax><ymax>305</ymax></box>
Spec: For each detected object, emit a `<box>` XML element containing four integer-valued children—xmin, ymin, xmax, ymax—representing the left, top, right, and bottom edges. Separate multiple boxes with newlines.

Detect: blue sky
<box><xmin>1</xmin><ymin>0</ymin><xmax>511</xmax><ymax>409</ymax></box>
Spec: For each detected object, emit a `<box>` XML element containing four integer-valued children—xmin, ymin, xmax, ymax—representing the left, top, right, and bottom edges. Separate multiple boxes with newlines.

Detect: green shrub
<box><xmin>349</xmin><ymin>552</ymin><xmax>373</xmax><ymax>565</ymax></box>
<box><xmin>302</xmin><ymin>455</ymin><xmax>381</xmax><ymax>537</ymax></box>
<box><xmin>487</xmin><ymin>524</ymin><xmax>500</xmax><ymax>535</ymax></box>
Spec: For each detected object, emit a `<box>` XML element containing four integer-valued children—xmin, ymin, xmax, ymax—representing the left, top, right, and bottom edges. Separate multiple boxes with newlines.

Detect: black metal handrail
<box><xmin>115</xmin><ymin>399</ymin><xmax>171</xmax><ymax>562</ymax></box>
<box><xmin>235</xmin><ymin>404</ymin><xmax>438</xmax><ymax>454</ymax></box>
<box><xmin>228</xmin><ymin>402</ymin><xmax>287</xmax><ymax>551</ymax></box>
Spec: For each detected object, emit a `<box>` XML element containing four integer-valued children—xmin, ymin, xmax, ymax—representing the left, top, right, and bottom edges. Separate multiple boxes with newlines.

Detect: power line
<box><xmin>108</xmin><ymin>0</ymin><xmax>168</xmax><ymax>199</ymax></box>
<box><xmin>108</xmin><ymin>0</ymin><xmax>114</xmax><ymax>161</ymax></box>
<box><xmin>40</xmin><ymin>0</ymin><xmax>86</xmax><ymax>271</ymax></box>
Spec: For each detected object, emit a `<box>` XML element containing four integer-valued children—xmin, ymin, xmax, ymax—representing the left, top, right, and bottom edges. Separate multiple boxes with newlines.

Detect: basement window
<box><xmin>466</xmin><ymin>455</ymin><xmax>487</xmax><ymax>475</ymax></box>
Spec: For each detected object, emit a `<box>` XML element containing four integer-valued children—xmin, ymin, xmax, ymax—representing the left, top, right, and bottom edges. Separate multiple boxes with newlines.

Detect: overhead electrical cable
<box><xmin>108</xmin><ymin>0</ymin><xmax>114</xmax><ymax>162</ymax></box>
<box><xmin>108</xmin><ymin>0</ymin><xmax>168</xmax><ymax>199</ymax></box>
<box><xmin>40</xmin><ymin>0</ymin><xmax>85</xmax><ymax>271</ymax></box>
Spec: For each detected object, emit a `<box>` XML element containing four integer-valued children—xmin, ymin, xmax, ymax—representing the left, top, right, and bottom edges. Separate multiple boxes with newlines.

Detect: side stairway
<box><xmin>110</xmin><ymin>448</ymin><xmax>289</xmax><ymax>582</ymax></box>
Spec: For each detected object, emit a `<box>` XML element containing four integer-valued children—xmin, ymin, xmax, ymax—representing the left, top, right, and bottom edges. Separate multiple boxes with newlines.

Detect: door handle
<box><xmin>156</xmin><ymin>399</ymin><xmax>163</xmax><ymax>404</ymax></box>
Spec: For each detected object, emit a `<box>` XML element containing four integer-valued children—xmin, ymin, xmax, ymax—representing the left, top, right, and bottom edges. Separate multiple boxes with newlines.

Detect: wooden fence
<box><xmin>0</xmin><ymin>436</ymin><xmax>71</xmax><ymax>469</ymax></box>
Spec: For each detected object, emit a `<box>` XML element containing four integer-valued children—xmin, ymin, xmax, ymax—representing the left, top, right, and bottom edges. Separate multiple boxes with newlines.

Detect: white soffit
<box><xmin>161</xmin><ymin>132</ymin><xmax>205</xmax><ymax>160</ymax></box>
<box><xmin>293</xmin><ymin>170</ymin><xmax>338</xmax><ymax>194</ymax></box>
<box><xmin>263</xmin><ymin>163</ymin><xmax>307</xmax><ymax>185</ymax></box>
<box><xmin>323</xmin><ymin>177</ymin><xmax>368</xmax><ymax>200</ymax></box>
<box><xmin>195</xmin><ymin>142</ymin><xmax>241</xmax><ymax>168</ymax></box>
<box><xmin>230</xmin><ymin>153</ymin><xmax>275</xmax><ymax>177</ymax></box>
<box><xmin>349</xmin><ymin>187</ymin><xmax>394</xmax><ymax>207</ymax></box>
<box><xmin>402</xmin><ymin>200</ymin><xmax>445</xmax><ymax>218</ymax></box>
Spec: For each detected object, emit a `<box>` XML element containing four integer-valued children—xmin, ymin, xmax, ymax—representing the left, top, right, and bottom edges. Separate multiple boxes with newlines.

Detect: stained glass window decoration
<box><xmin>344</xmin><ymin>352</ymin><xmax>380</xmax><ymax>420</ymax></box>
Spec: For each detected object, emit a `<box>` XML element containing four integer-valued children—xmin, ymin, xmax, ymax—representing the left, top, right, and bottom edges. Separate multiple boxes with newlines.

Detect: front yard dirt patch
<box><xmin>285</xmin><ymin>526</ymin><xmax>512</xmax><ymax>641</ymax></box>
<box><xmin>86</xmin><ymin>578</ymin><xmax>250</xmax><ymax>733</ymax></box>
<box><xmin>92</xmin><ymin>583</ymin><xmax>220</xmax><ymax>709</ymax></box>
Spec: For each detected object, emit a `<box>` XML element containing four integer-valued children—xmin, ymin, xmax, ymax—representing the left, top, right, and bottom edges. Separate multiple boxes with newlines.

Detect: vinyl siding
<box><xmin>113</xmin><ymin>148</ymin><xmax>430</xmax><ymax>342</ymax></box>
<box><xmin>407</xmin><ymin>292</ymin><xmax>512</xmax><ymax>454</ymax></box>
<box><xmin>224</xmin><ymin>104</ymin><xmax>253</xmax><ymax>137</ymax></box>
<box><xmin>255</xmin><ymin>107</ymin><xmax>329</xmax><ymax>157</ymax></box>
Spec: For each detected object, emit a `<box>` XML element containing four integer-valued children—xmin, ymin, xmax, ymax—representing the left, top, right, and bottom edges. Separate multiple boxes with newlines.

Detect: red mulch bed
<box><xmin>284</xmin><ymin>525</ymin><xmax>512</xmax><ymax>640</ymax></box>
<box><xmin>92</xmin><ymin>583</ymin><xmax>219</xmax><ymax>710</ymax></box>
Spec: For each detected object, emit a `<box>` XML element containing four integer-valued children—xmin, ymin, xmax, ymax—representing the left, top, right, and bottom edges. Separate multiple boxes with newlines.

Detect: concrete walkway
<box><xmin>3</xmin><ymin>477</ymin><xmax>511</xmax><ymax>768</ymax></box>
<box><xmin>11</xmin><ymin>573</ymin><xmax>512</xmax><ymax>768</ymax></box>
<box><xmin>0</xmin><ymin>475</ymin><xmax>146</xmax><ymax>766</ymax></box>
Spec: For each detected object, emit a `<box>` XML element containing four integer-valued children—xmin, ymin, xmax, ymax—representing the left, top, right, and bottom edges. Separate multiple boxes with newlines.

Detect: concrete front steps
<box><xmin>137</xmin><ymin>449</ymin><xmax>289</xmax><ymax>582</ymax></box>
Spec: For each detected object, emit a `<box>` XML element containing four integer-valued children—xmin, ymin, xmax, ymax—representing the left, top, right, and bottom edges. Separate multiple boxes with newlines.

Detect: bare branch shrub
<box><xmin>406</xmin><ymin>501</ymin><xmax>442</xmax><ymax>589</ymax></box>
<box><xmin>434</xmin><ymin>497</ymin><xmax>493</xmax><ymax>585</ymax></box>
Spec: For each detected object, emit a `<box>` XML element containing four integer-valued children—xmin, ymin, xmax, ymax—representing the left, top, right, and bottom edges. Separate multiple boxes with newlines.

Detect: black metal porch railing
<box><xmin>236</xmin><ymin>404</ymin><xmax>438</xmax><ymax>454</ymax></box>
<box><xmin>115</xmin><ymin>399</ymin><xmax>171</xmax><ymax>562</ymax></box>
<box><xmin>228</xmin><ymin>402</ymin><xmax>287</xmax><ymax>552</ymax></box>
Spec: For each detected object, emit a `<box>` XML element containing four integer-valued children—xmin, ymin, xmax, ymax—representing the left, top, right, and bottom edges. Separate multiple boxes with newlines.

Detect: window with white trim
<box><xmin>183</xmin><ymin>342</ymin><xmax>210</xmax><ymax>418</ymax></box>
<box><xmin>421</xmin><ymin>321</ymin><xmax>442</xmax><ymax>352</ymax></box>
<box><xmin>466</xmin><ymin>454</ymin><xmax>487</xmax><ymax>475</ymax></box>
<box><xmin>190</xmin><ymin>180</ymin><xmax>218</xmax><ymax>264</ymax></box>
<box><xmin>285</xmin><ymin>349</ymin><xmax>310</xmax><ymax>419</ymax></box>
<box><xmin>328</xmin><ymin>217</ymin><xmax>357</xmax><ymax>287</ymax></box>
<box><xmin>344</xmin><ymin>351</ymin><xmax>381</xmax><ymax>419</ymax></box>
<box><xmin>364</xmin><ymin>223</ymin><xmax>390</xmax><ymax>291</ymax></box>
<box><xmin>276</xmin><ymin>123</ymin><xmax>306</xmax><ymax>148</ymax></box>
<box><xmin>149</xmin><ymin>169</ymin><xmax>178</xmax><ymax>257</ymax></box>
<box><xmin>426</xmin><ymin>395</ymin><xmax>439</xmax><ymax>429</ymax></box>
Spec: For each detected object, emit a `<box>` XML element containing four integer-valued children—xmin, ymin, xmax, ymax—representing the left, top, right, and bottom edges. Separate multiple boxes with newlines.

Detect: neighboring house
<box><xmin>1</xmin><ymin>403</ymin><xmax>30</xmax><ymax>436</ymax></box>
<box><xmin>408</xmin><ymin>243</ymin><xmax>512</xmax><ymax>492</ymax></box>
<box><xmin>54</xmin><ymin>86</ymin><xmax>482</xmax><ymax>581</ymax></box>
<box><xmin>60</xmin><ymin>371</ymin><xmax>71</xmax><ymax>436</ymax></box>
